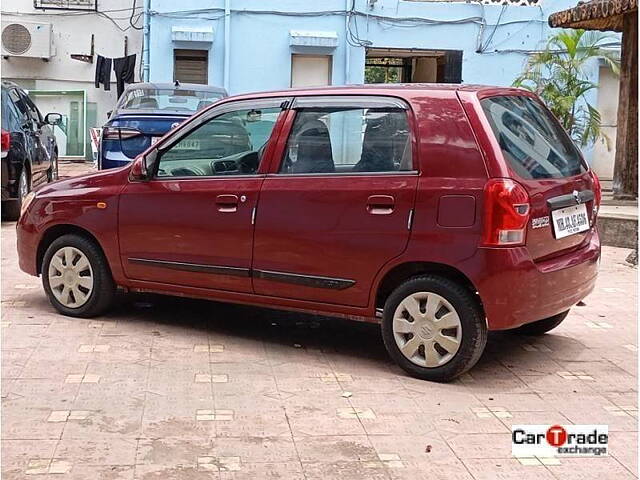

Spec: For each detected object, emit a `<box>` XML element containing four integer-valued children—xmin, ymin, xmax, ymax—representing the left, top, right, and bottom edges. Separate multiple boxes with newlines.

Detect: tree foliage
<box><xmin>513</xmin><ymin>29</ymin><xmax>620</xmax><ymax>147</ymax></box>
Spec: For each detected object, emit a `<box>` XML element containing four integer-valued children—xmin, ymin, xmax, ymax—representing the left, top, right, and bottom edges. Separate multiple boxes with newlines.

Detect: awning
<box><xmin>289</xmin><ymin>30</ymin><xmax>338</xmax><ymax>49</ymax></box>
<box><xmin>171</xmin><ymin>26</ymin><xmax>214</xmax><ymax>43</ymax></box>
<box><xmin>548</xmin><ymin>0</ymin><xmax>637</xmax><ymax>32</ymax></box>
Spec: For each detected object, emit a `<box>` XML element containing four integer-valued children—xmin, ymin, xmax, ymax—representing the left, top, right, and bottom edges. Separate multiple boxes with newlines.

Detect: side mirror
<box><xmin>130</xmin><ymin>148</ymin><xmax>158</xmax><ymax>181</ymax></box>
<box><xmin>45</xmin><ymin>113</ymin><xmax>62</xmax><ymax>125</ymax></box>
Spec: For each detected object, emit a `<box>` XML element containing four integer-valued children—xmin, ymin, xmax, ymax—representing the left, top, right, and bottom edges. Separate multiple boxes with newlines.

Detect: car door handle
<box><xmin>367</xmin><ymin>195</ymin><xmax>395</xmax><ymax>215</ymax></box>
<box><xmin>215</xmin><ymin>194</ymin><xmax>239</xmax><ymax>212</ymax></box>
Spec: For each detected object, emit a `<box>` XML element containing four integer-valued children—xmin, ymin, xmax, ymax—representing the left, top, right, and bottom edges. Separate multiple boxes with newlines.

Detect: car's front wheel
<box><xmin>381</xmin><ymin>275</ymin><xmax>487</xmax><ymax>382</ymax></box>
<box><xmin>42</xmin><ymin>234</ymin><xmax>116</xmax><ymax>317</ymax></box>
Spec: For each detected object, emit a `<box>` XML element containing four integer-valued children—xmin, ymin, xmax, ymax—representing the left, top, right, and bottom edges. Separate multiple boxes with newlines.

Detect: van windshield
<box><xmin>481</xmin><ymin>95</ymin><xmax>586</xmax><ymax>179</ymax></box>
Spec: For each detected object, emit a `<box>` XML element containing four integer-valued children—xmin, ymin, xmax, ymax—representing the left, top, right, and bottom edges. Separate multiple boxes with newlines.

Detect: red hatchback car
<box><xmin>16</xmin><ymin>85</ymin><xmax>601</xmax><ymax>382</ymax></box>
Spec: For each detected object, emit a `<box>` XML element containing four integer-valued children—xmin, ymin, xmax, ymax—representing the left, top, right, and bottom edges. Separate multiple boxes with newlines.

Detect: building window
<box><xmin>174</xmin><ymin>49</ymin><xmax>208</xmax><ymax>85</ymax></box>
<box><xmin>291</xmin><ymin>54</ymin><xmax>332</xmax><ymax>88</ymax></box>
<box><xmin>365</xmin><ymin>48</ymin><xmax>463</xmax><ymax>84</ymax></box>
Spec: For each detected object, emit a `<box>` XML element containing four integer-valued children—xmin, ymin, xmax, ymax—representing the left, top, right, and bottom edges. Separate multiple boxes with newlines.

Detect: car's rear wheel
<box><xmin>381</xmin><ymin>275</ymin><xmax>487</xmax><ymax>382</ymax></box>
<box><xmin>42</xmin><ymin>234</ymin><xmax>115</xmax><ymax>317</ymax></box>
<box><xmin>509</xmin><ymin>310</ymin><xmax>569</xmax><ymax>336</ymax></box>
<box><xmin>3</xmin><ymin>167</ymin><xmax>30</xmax><ymax>221</ymax></box>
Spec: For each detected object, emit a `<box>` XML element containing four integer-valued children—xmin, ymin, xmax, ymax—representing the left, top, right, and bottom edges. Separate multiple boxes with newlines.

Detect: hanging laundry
<box><xmin>94</xmin><ymin>55</ymin><xmax>112</xmax><ymax>91</ymax></box>
<box><xmin>113</xmin><ymin>54</ymin><xmax>137</xmax><ymax>99</ymax></box>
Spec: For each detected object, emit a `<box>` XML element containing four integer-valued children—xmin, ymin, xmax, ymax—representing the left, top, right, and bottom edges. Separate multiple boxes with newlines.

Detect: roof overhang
<box><xmin>289</xmin><ymin>30</ymin><xmax>338</xmax><ymax>49</ymax></box>
<box><xmin>548</xmin><ymin>0</ymin><xmax>637</xmax><ymax>32</ymax></box>
<box><xmin>171</xmin><ymin>26</ymin><xmax>214</xmax><ymax>43</ymax></box>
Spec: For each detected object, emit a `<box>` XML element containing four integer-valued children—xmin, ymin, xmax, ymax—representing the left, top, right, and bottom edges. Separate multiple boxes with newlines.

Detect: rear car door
<box><xmin>252</xmin><ymin>95</ymin><xmax>419</xmax><ymax>307</ymax></box>
<box><xmin>118</xmin><ymin>97</ymin><xmax>290</xmax><ymax>292</ymax></box>
<box><xmin>478</xmin><ymin>94</ymin><xmax>598</xmax><ymax>260</ymax></box>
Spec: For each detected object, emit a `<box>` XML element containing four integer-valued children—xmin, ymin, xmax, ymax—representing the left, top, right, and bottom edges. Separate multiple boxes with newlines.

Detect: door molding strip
<box><xmin>253</xmin><ymin>269</ymin><xmax>355</xmax><ymax>290</ymax></box>
<box><xmin>128</xmin><ymin>258</ymin><xmax>250</xmax><ymax>277</ymax></box>
<box><xmin>127</xmin><ymin>258</ymin><xmax>355</xmax><ymax>290</ymax></box>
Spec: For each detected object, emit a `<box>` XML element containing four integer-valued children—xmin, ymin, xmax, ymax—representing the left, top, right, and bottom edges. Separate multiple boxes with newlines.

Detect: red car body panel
<box><xmin>16</xmin><ymin>84</ymin><xmax>600</xmax><ymax>330</ymax></box>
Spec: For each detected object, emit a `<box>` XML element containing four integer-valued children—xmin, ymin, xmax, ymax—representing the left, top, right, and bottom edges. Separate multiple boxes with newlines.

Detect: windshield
<box><xmin>481</xmin><ymin>95</ymin><xmax>586</xmax><ymax>179</ymax></box>
<box><xmin>119</xmin><ymin>87</ymin><xmax>224</xmax><ymax>112</ymax></box>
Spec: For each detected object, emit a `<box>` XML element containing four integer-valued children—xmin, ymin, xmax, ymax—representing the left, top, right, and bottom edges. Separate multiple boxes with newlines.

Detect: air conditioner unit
<box><xmin>1</xmin><ymin>21</ymin><xmax>52</xmax><ymax>59</ymax></box>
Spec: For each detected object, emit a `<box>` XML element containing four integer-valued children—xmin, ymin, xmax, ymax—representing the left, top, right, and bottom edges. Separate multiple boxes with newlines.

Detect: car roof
<box><xmin>223</xmin><ymin>83</ymin><xmax>525</xmax><ymax>103</ymax></box>
<box><xmin>1</xmin><ymin>80</ymin><xmax>22</xmax><ymax>91</ymax></box>
<box><xmin>122</xmin><ymin>82</ymin><xmax>227</xmax><ymax>95</ymax></box>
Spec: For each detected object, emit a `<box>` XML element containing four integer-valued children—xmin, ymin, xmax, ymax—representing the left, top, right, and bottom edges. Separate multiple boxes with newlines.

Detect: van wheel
<box><xmin>381</xmin><ymin>275</ymin><xmax>487</xmax><ymax>382</ymax></box>
<box><xmin>42</xmin><ymin>234</ymin><xmax>115</xmax><ymax>318</ymax></box>
<box><xmin>509</xmin><ymin>310</ymin><xmax>569</xmax><ymax>336</ymax></box>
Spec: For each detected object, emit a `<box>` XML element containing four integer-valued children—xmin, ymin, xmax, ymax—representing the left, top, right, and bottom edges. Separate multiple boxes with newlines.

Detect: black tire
<box><xmin>42</xmin><ymin>234</ymin><xmax>116</xmax><ymax>317</ymax></box>
<box><xmin>3</xmin><ymin>200</ymin><xmax>21</xmax><ymax>221</ymax></box>
<box><xmin>381</xmin><ymin>275</ymin><xmax>487</xmax><ymax>382</ymax></box>
<box><xmin>509</xmin><ymin>310</ymin><xmax>569</xmax><ymax>336</ymax></box>
<box><xmin>3</xmin><ymin>168</ymin><xmax>29</xmax><ymax>221</ymax></box>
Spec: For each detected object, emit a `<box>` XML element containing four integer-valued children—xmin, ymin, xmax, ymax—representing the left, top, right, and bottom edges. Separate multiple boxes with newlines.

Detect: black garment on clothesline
<box><xmin>94</xmin><ymin>55</ymin><xmax>111</xmax><ymax>91</ymax></box>
<box><xmin>113</xmin><ymin>54</ymin><xmax>137</xmax><ymax>99</ymax></box>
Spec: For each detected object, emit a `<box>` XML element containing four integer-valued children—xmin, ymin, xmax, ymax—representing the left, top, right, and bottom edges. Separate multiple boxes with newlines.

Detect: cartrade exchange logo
<box><xmin>512</xmin><ymin>425</ymin><xmax>608</xmax><ymax>457</ymax></box>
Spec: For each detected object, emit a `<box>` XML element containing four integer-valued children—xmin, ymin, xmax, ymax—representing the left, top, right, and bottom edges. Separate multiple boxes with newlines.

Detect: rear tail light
<box><xmin>102</xmin><ymin>126</ymin><xmax>142</xmax><ymax>141</ymax></box>
<box><xmin>589</xmin><ymin>170</ymin><xmax>602</xmax><ymax>209</ymax></box>
<box><xmin>482</xmin><ymin>178</ymin><xmax>530</xmax><ymax>246</ymax></box>
<box><xmin>1</xmin><ymin>129</ymin><xmax>10</xmax><ymax>152</ymax></box>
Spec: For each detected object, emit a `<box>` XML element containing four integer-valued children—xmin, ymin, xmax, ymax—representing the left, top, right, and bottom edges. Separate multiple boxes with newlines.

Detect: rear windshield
<box><xmin>481</xmin><ymin>95</ymin><xmax>586</xmax><ymax>179</ymax></box>
<box><xmin>118</xmin><ymin>87</ymin><xmax>224</xmax><ymax>113</ymax></box>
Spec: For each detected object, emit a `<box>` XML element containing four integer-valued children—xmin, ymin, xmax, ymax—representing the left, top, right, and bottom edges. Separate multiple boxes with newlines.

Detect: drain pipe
<box><xmin>223</xmin><ymin>0</ymin><xmax>231</xmax><ymax>90</ymax></box>
<box><xmin>143</xmin><ymin>0</ymin><xmax>151</xmax><ymax>81</ymax></box>
<box><xmin>344</xmin><ymin>0</ymin><xmax>350</xmax><ymax>84</ymax></box>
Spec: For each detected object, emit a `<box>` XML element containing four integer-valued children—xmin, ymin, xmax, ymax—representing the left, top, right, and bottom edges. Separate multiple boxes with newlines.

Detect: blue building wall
<box><xmin>146</xmin><ymin>0</ymin><xmax>610</xmax><ymax>160</ymax></box>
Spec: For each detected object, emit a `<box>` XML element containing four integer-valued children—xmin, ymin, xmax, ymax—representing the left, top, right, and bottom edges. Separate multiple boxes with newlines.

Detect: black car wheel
<box><xmin>42</xmin><ymin>234</ymin><xmax>116</xmax><ymax>317</ymax></box>
<box><xmin>381</xmin><ymin>275</ymin><xmax>487</xmax><ymax>382</ymax></box>
<box><xmin>508</xmin><ymin>310</ymin><xmax>570</xmax><ymax>336</ymax></box>
<box><xmin>3</xmin><ymin>167</ymin><xmax>30</xmax><ymax>221</ymax></box>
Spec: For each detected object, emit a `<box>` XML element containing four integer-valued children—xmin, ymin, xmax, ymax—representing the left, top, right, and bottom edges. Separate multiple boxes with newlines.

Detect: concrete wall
<box><xmin>146</xmin><ymin>0</ymin><xmax>606</xmax><ymax>162</ymax></box>
<box><xmin>592</xmin><ymin>65</ymin><xmax>620</xmax><ymax>180</ymax></box>
<box><xmin>1</xmin><ymin>1</ymin><xmax>143</xmax><ymax>158</ymax></box>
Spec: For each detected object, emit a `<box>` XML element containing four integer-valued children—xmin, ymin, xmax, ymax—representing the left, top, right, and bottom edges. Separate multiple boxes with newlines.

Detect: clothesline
<box><xmin>95</xmin><ymin>53</ymin><xmax>137</xmax><ymax>99</ymax></box>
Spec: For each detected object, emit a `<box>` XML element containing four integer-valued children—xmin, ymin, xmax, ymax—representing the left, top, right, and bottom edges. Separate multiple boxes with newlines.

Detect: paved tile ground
<box><xmin>1</xmin><ymin>161</ymin><xmax>638</xmax><ymax>479</ymax></box>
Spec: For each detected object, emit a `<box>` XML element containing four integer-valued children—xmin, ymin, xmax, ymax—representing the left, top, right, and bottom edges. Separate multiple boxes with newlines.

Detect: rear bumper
<box><xmin>476</xmin><ymin>230</ymin><xmax>600</xmax><ymax>330</ymax></box>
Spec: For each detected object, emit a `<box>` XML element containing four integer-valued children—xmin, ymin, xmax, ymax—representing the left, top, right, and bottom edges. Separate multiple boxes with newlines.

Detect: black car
<box><xmin>1</xmin><ymin>81</ymin><xmax>61</xmax><ymax>220</ymax></box>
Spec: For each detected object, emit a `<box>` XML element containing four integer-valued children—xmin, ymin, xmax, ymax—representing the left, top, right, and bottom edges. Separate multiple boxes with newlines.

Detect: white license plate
<box><xmin>150</xmin><ymin>136</ymin><xmax>161</xmax><ymax>145</ymax></box>
<box><xmin>175</xmin><ymin>139</ymin><xmax>200</xmax><ymax>150</ymax></box>
<box><xmin>551</xmin><ymin>204</ymin><xmax>589</xmax><ymax>239</ymax></box>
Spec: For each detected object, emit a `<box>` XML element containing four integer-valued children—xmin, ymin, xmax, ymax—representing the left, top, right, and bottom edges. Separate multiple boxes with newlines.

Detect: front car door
<box><xmin>118</xmin><ymin>97</ymin><xmax>290</xmax><ymax>293</ymax></box>
<box><xmin>252</xmin><ymin>95</ymin><xmax>419</xmax><ymax>307</ymax></box>
<box><xmin>17</xmin><ymin>91</ymin><xmax>51</xmax><ymax>175</ymax></box>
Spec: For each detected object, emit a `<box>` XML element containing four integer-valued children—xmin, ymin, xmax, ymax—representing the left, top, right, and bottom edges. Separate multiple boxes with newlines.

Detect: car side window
<box><xmin>1</xmin><ymin>90</ymin><xmax>23</xmax><ymax>131</ymax></box>
<box><xmin>157</xmin><ymin>107</ymin><xmax>281</xmax><ymax>178</ymax></box>
<box><xmin>20</xmin><ymin>93</ymin><xmax>43</xmax><ymax>125</ymax></box>
<box><xmin>8</xmin><ymin>89</ymin><xmax>30</xmax><ymax>125</ymax></box>
<box><xmin>279</xmin><ymin>107</ymin><xmax>413</xmax><ymax>174</ymax></box>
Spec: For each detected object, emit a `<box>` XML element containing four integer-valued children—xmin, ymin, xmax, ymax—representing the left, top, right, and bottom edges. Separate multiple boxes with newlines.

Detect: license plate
<box><xmin>150</xmin><ymin>136</ymin><xmax>161</xmax><ymax>145</ymax></box>
<box><xmin>175</xmin><ymin>139</ymin><xmax>200</xmax><ymax>150</ymax></box>
<box><xmin>551</xmin><ymin>204</ymin><xmax>589</xmax><ymax>239</ymax></box>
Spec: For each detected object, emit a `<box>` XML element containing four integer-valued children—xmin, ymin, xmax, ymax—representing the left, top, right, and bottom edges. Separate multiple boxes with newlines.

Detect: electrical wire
<box><xmin>129</xmin><ymin>0</ymin><xmax>143</xmax><ymax>30</ymax></box>
<box><xmin>479</xmin><ymin>5</ymin><xmax>507</xmax><ymax>53</ymax></box>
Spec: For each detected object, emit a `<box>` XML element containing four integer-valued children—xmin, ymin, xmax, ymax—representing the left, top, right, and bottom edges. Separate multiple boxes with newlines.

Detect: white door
<box><xmin>291</xmin><ymin>55</ymin><xmax>332</xmax><ymax>87</ymax></box>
